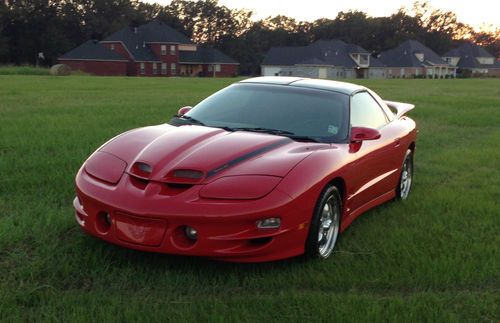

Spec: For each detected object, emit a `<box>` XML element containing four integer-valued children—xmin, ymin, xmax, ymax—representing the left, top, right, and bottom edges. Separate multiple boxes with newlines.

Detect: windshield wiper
<box><xmin>286</xmin><ymin>135</ymin><xmax>321</xmax><ymax>143</ymax></box>
<box><xmin>231</xmin><ymin>127</ymin><xmax>321</xmax><ymax>142</ymax></box>
<box><xmin>179</xmin><ymin>115</ymin><xmax>206</xmax><ymax>126</ymax></box>
<box><xmin>231</xmin><ymin>127</ymin><xmax>295</xmax><ymax>136</ymax></box>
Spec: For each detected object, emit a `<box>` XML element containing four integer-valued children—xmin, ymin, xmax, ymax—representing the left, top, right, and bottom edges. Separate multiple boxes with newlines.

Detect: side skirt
<box><xmin>340</xmin><ymin>190</ymin><xmax>395</xmax><ymax>232</ymax></box>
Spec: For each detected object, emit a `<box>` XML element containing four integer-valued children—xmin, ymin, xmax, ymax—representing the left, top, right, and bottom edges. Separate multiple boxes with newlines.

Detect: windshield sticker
<box><xmin>328</xmin><ymin>125</ymin><xmax>338</xmax><ymax>134</ymax></box>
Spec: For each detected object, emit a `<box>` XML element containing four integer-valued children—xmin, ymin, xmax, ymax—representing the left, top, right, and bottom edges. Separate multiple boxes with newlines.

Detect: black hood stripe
<box><xmin>206</xmin><ymin>138</ymin><xmax>291</xmax><ymax>178</ymax></box>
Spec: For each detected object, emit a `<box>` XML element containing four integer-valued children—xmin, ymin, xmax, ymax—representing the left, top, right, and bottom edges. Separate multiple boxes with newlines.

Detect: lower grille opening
<box><xmin>159</xmin><ymin>183</ymin><xmax>194</xmax><ymax>196</ymax></box>
<box><xmin>130</xmin><ymin>176</ymin><xmax>149</xmax><ymax>189</ymax></box>
<box><xmin>248</xmin><ymin>237</ymin><xmax>273</xmax><ymax>246</ymax></box>
<box><xmin>166</xmin><ymin>183</ymin><xmax>193</xmax><ymax>189</ymax></box>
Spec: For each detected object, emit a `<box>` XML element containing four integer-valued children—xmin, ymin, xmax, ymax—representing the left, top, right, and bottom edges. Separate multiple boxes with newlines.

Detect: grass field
<box><xmin>0</xmin><ymin>75</ymin><xmax>499</xmax><ymax>322</ymax></box>
<box><xmin>0</xmin><ymin>65</ymin><xmax>50</xmax><ymax>75</ymax></box>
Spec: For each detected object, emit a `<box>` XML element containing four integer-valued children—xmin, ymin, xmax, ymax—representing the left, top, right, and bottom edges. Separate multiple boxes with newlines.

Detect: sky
<box><xmin>143</xmin><ymin>0</ymin><xmax>499</xmax><ymax>31</ymax></box>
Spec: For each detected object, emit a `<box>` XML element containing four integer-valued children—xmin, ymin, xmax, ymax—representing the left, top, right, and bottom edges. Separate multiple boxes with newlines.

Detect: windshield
<box><xmin>175</xmin><ymin>83</ymin><xmax>349</xmax><ymax>143</ymax></box>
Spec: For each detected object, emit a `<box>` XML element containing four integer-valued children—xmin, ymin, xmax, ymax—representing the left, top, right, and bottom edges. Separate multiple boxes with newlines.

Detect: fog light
<box><xmin>256</xmin><ymin>217</ymin><xmax>281</xmax><ymax>229</ymax></box>
<box><xmin>105</xmin><ymin>212</ymin><xmax>112</xmax><ymax>226</ymax></box>
<box><xmin>95</xmin><ymin>211</ymin><xmax>112</xmax><ymax>234</ymax></box>
<box><xmin>185</xmin><ymin>226</ymin><xmax>198</xmax><ymax>240</ymax></box>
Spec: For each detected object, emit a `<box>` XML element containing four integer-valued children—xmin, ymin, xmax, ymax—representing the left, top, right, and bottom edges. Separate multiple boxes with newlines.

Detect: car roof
<box><xmin>240</xmin><ymin>77</ymin><xmax>366</xmax><ymax>95</ymax></box>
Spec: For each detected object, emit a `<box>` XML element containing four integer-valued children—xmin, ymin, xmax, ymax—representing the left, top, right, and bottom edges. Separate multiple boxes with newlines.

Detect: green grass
<box><xmin>0</xmin><ymin>76</ymin><xmax>499</xmax><ymax>322</ymax></box>
<box><xmin>0</xmin><ymin>65</ymin><xmax>50</xmax><ymax>75</ymax></box>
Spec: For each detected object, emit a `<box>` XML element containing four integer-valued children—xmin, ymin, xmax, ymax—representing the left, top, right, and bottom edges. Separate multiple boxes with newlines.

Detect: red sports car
<box><xmin>74</xmin><ymin>77</ymin><xmax>417</xmax><ymax>262</ymax></box>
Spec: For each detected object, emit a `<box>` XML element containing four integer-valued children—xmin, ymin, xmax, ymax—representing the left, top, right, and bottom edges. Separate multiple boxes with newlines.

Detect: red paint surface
<box><xmin>101</xmin><ymin>42</ymin><xmax>132</xmax><ymax>60</ymax></box>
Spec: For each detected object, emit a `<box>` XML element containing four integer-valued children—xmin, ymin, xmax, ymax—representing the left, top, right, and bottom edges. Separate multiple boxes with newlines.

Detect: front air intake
<box><xmin>130</xmin><ymin>162</ymin><xmax>152</xmax><ymax>179</ymax></box>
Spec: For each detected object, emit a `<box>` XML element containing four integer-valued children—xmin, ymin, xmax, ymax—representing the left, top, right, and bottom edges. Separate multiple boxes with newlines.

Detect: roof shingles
<box><xmin>443</xmin><ymin>43</ymin><xmax>499</xmax><ymax>69</ymax></box>
<box><xmin>262</xmin><ymin>39</ymin><xmax>385</xmax><ymax>68</ymax></box>
<box><xmin>179</xmin><ymin>47</ymin><xmax>238</xmax><ymax>64</ymax></box>
<box><xmin>378</xmin><ymin>40</ymin><xmax>451</xmax><ymax>67</ymax></box>
<box><xmin>59</xmin><ymin>40</ymin><xmax>127</xmax><ymax>61</ymax></box>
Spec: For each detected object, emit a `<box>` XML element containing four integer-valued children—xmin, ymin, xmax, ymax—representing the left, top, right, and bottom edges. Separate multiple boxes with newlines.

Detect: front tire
<box><xmin>396</xmin><ymin>149</ymin><xmax>413</xmax><ymax>200</ymax></box>
<box><xmin>305</xmin><ymin>185</ymin><xmax>342</xmax><ymax>259</ymax></box>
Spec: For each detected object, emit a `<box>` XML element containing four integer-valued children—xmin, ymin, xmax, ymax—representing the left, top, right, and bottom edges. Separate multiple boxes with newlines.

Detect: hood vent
<box><xmin>173</xmin><ymin>169</ymin><xmax>203</xmax><ymax>179</ymax></box>
<box><xmin>163</xmin><ymin>169</ymin><xmax>205</xmax><ymax>184</ymax></box>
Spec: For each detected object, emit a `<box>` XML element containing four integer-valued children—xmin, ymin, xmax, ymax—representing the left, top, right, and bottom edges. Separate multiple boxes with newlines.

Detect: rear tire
<box><xmin>396</xmin><ymin>149</ymin><xmax>413</xmax><ymax>200</ymax></box>
<box><xmin>305</xmin><ymin>185</ymin><xmax>342</xmax><ymax>259</ymax></box>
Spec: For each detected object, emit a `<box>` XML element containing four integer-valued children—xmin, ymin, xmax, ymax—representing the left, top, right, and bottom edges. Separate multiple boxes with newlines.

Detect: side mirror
<box><xmin>177</xmin><ymin>106</ymin><xmax>192</xmax><ymax>116</ymax></box>
<box><xmin>350</xmin><ymin>127</ymin><xmax>381</xmax><ymax>142</ymax></box>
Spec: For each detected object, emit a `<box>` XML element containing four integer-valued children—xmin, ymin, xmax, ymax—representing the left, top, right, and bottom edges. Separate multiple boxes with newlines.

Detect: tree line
<box><xmin>0</xmin><ymin>0</ymin><xmax>498</xmax><ymax>74</ymax></box>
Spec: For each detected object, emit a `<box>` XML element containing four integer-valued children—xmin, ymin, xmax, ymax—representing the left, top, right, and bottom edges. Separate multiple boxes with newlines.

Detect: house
<box><xmin>442</xmin><ymin>43</ymin><xmax>500</xmax><ymax>77</ymax></box>
<box><xmin>59</xmin><ymin>20</ymin><xmax>238</xmax><ymax>77</ymax></box>
<box><xmin>378</xmin><ymin>40</ymin><xmax>456</xmax><ymax>78</ymax></box>
<box><xmin>261</xmin><ymin>40</ymin><xmax>387</xmax><ymax>79</ymax></box>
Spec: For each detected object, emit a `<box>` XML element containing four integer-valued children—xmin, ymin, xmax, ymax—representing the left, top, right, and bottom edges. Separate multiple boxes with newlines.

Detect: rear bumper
<box><xmin>74</xmin><ymin>169</ymin><xmax>311</xmax><ymax>262</ymax></box>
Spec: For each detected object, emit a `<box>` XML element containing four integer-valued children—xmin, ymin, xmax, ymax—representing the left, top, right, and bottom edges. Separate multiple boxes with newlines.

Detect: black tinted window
<box><xmin>186</xmin><ymin>84</ymin><xmax>349</xmax><ymax>143</ymax></box>
<box><xmin>351</xmin><ymin>92</ymin><xmax>388</xmax><ymax>129</ymax></box>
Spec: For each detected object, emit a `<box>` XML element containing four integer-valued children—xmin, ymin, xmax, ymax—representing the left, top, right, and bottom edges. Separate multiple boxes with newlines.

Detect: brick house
<box><xmin>59</xmin><ymin>20</ymin><xmax>238</xmax><ymax>77</ymax></box>
<box><xmin>442</xmin><ymin>43</ymin><xmax>500</xmax><ymax>77</ymax></box>
<box><xmin>261</xmin><ymin>39</ymin><xmax>387</xmax><ymax>79</ymax></box>
<box><xmin>378</xmin><ymin>40</ymin><xmax>456</xmax><ymax>78</ymax></box>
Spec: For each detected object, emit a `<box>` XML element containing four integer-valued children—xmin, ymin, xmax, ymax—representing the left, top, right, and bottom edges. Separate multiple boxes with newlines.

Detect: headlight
<box><xmin>199</xmin><ymin>175</ymin><xmax>282</xmax><ymax>200</ymax></box>
<box><xmin>84</xmin><ymin>151</ymin><xmax>127</xmax><ymax>184</ymax></box>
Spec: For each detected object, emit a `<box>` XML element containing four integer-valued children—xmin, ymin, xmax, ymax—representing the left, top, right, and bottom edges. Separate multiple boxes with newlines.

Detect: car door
<box><xmin>348</xmin><ymin>91</ymin><xmax>401</xmax><ymax>213</ymax></box>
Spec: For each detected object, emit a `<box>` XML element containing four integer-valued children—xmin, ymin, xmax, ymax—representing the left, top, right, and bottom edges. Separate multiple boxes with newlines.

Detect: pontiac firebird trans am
<box><xmin>73</xmin><ymin>77</ymin><xmax>417</xmax><ymax>262</ymax></box>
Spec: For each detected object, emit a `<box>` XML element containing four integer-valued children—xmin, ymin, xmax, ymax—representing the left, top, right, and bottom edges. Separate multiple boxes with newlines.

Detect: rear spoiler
<box><xmin>384</xmin><ymin>100</ymin><xmax>415</xmax><ymax>119</ymax></box>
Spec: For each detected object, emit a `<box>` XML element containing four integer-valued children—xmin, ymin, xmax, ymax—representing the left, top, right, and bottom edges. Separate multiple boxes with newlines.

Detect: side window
<box><xmin>368</xmin><ymin>89</ymin><xmax>394</xmax><ymax>121</ymax></box>
<box><xmin>350</xmin><ymin>92</ymin><xmax>388</xmax><ymax>129</ymax></box>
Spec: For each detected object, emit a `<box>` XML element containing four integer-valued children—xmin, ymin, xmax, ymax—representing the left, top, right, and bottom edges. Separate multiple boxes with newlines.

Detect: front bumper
<box><xmin>74</xmin><ymin>168</ymin><xmax>312</xmax><ymax>262</ymax></box>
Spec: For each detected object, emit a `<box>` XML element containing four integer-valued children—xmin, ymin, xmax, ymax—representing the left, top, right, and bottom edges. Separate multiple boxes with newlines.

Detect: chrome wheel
<box><xmin>305</xmin><ymin>185</ymin><xmax>342</xmax><ymax>260</ymax></box>
<box><xmin>317</xmin><ymin>196</ymin><xmax>340</xmax><ymax>258</ymax></box>
<box><xmin>399</xmin><ymin>151</ymin><xmax>413</xmax><ymax>199</ymax></box>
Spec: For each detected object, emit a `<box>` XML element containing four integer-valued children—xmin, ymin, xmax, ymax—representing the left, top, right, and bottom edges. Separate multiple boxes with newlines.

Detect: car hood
<box><xmin>99</xmin><ymin>124</ymin><xmax>322</xmax><ymax>183</ymax></box>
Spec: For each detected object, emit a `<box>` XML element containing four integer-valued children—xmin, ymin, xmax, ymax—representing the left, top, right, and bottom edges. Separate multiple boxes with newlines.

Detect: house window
<box><xmin>215</xmin><ymin>64</ymin><xmax>221</xmax><ymax>72</ymax></box>
<box><xmin>140</xmin><ymin>62</ymin><xmax>145</xmax><ymax>75</ymax></box>
<box><xmin>171</xmin><ymin>63</ymin><xmax>176</xmax><ymax>75</ymax></box>
<box><xmin>208</xmin><ymin>65</ymin><xmax>212</xmax><ymax>72</ymax></box>
<box><xmin>170</xmin><ymin>45</ymin><xmax>176</xmax><ymax>55</ymax></box>
<box><xmin>161</xmin><ymin>45</ymin><xmax>167</xmax><ymax>55</ymax></box>
<box><xmin>161</xmin><ymin>63</ymin><xmax>167</xmax><ymax>75</ymax></box>
<box><xmin>152</xmin><ymin>63</ymin><xmax>158</xmax><ymax>75</ymax></box>
<box><xmin>110</xmin><ymin>44</ymin><xmax>115</xmax><ymax>50</ymax></box>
